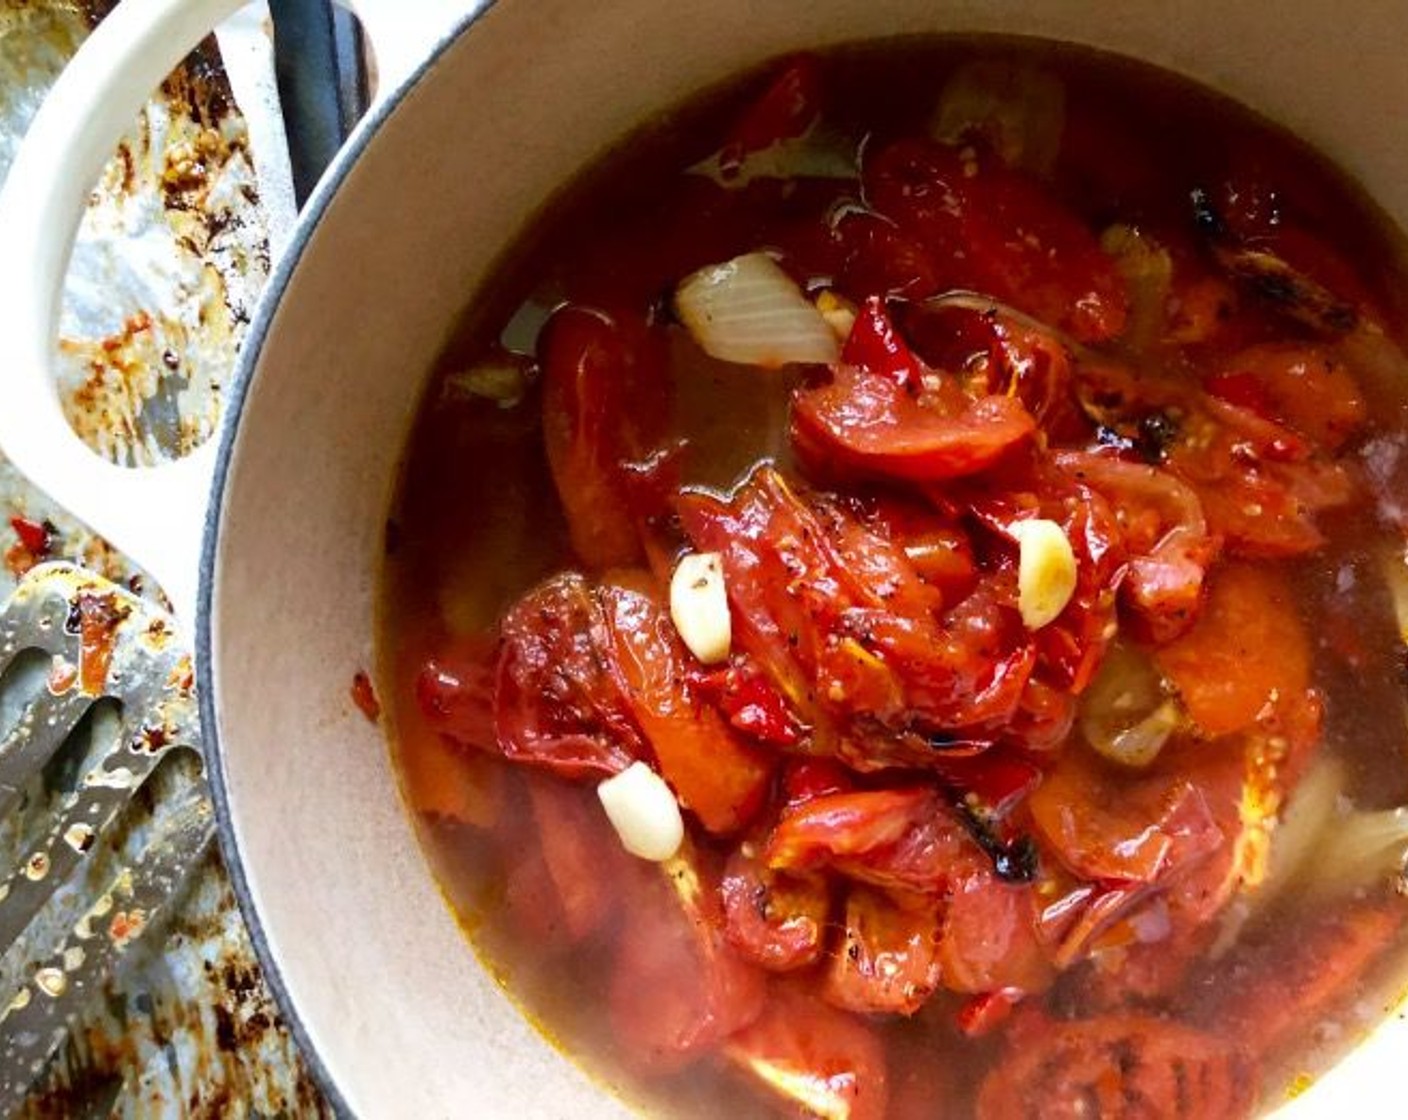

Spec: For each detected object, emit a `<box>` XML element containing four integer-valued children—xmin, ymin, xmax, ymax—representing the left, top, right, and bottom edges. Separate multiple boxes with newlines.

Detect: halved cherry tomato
<box><xmin>766</xmin><ymin>788</ymin><xmax>977</xmax><ymax>896</ymax></box>
<box><xmin>864</xmin><ymin>138</ymin><xmax>1128</xmax><ymax>342</ymax></box>
<box><xmin>609</xmin><ymin>848</ymin><xmax>765</xmax><ymax>1073</ymax></box>
<box><xmin>940</xmin><ymin>869</ymin><xmax>1053</xmax><ymax>995</ymax></box>
<box><xmin>1155</xmin><ymin>563</ymin><xmax>1311</xmax><ymax>738</ymax></box>
<box><xmin>725</xmin><ymin>981</ymin><xmax>889</xmax><ymax>1120</ymax></box>
<box><xmin>824</xmin><ymin>886</ymin><xmax>943</xmax><ymax>1015</ymax></box>
<box><xmin>720</xmin><ymin>847</ymin><xmax>830</xmax><ymax>971</ymax></box>
<box><xmin>792</xmin><ymin>361</ymin><xmax>1037</xmax><ymax>483</ymax></box>
<box><xmin>539</xmin><ymin>305</ymin><xmax>667</xmax><ymax>569</ymax></box>
<box><xmin>1200</xmin><ymin>899</ymin><xmax>1403</xmax><ymax>1058</ymax></box>
<box><xmin>1029</xmin><ymin>749</ymin><xmax>1224</xmax><ymax>885</ymax></box>
<box><xmin>598</xmin><ymin>582</ymin><xmax>773</xmax><ymax>833</ymax></box>
<box><xmin>494</xmin><ymin>573</ymin><xmax>642</xmax><ymax>778</ymax></box>
<box><xmin>1209</xmin><ymin>342</ymin><xmax>1367</xmax><ymax>451</ymax></box>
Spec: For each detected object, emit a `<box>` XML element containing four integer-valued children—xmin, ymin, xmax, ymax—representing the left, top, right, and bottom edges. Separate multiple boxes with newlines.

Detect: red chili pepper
<box><xmin>841</xmin><ymin>296</ymin><xmax>923</xmax><ymax>391</ymax></box>
<box><xmin>9</xmin><ymin>516</ymin><xmax>51</xmax><ymax>557</ymax></box>
<box><xmin>695</xmin><ymin>663</ymin><xmax>804</xmax><ymax>748</ymax></box>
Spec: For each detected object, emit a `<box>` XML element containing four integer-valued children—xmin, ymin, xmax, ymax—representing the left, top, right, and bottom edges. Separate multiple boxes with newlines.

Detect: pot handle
<box><xmin>0</xmin><ymin>0</ymin><xmax>465</xmax><ymax>623</ymax></box>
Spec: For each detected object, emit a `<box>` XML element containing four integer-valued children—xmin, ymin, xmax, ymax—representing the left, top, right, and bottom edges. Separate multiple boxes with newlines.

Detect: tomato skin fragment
<box><xmin>9</xmin><ymin>516</ymin><xmax>51</xmax><ymax>556</ymax></box>
<box><xmin>718</xmin><ymin>55</ymin><xmax>823</xmax><ymax>172</ymax></box>
<box><xmin>841</xmin><ymin>295</ymin><xmax>924</xmax><ymax>390</ymax></box>
<box><xmin>693</xmin><ymin>661</ymin><xmax>805</xmax><ymax>748</ymax></box>
<box><xmin>494</xmin><ymin>573</ymin><xmax>642</xmax><ymax>779</ymax></box>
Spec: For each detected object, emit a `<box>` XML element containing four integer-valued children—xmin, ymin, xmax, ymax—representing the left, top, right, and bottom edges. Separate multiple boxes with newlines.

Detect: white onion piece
<box><xmin>670</xmin><ymin>552</ymin><xmax>731</xmax><ymax>664</ymax></box>
<box><xmin>675</xmin><ymin>252</ymin><xmax>840</xmax><ymax>369</ymax></box>
<box><xmin>597</xmin><ymin>762</ymin><xmax>684</xmax><ymax>862</ymax></box>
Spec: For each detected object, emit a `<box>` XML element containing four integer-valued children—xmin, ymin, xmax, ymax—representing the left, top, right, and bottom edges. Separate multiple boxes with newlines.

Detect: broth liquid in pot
<box><xmin>381</xmin><ymin>37</ymin><xmax>1408</xmax><ymax>1119</ymax></box>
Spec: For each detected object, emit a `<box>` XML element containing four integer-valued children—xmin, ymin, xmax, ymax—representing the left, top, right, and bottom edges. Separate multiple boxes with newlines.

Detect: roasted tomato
<box><xmin>967</xmin><ymin>454</ymin><xmax>1127</xmax><ymax>691</ymax></box>
<box><xmin>1053</xmin><ymin>450</ymin><xmax>1217</xmax><ymax>644</ymax></box>
<box><xmin>523</xmin><ymin>774</ymin><xmax>628</xmax><ymax>943</ymax></box>
<box><xmin>598</xmin><ymin>581</ymin><xmax>773</xmax><ymax>833</ymax></box>
<box><xmin>678</xmin><ymin>466</ymin><xmax>1044</xmax><ymax>751</ymax></box>
<box><xmin>1207</xmin><ymin>342</ymin><xmax>1367</xmax><ymax>452</ymax></box>
<box><xmin>610</xmin><ymin>847</ymin><xmax>766</xmax><ymax>1073</ymax></box>
<box><xmin>1197</xmin><ymin>899</ymin><xmax>1403</xmax><ymax>1059</ymax></box>
<box><xmin>864</xmin><ymin>138</ymin><xmax>1128</xmax><ymax>342</ymax></box>
<box><xmin>1029</xmin><ymin>749</ymin><xmax>1224</xmax><ymax>885</ymax></box>
<box><xmin>415</xmin><ymin>635</ymin><xmax>499</xmax><ymax>752</ymax></box>
<box><xmin>726</xmin><ymin>981</ymin><xmax>890</xmax><ymax>1120</ymax></box>
<box><xmin>975</xmin><ymin>1012</ymin><xmax>1258</xmax><ymax>1119</ymax></box>
<box><xmin>493</xmin><ymin>573</ymin><xmax>642</xmax><ymax>778</ymax></box>
<box><xmin>539</xmin><ymin>305</ymin><xmax>667</xmax><ymax>569</ymax></box>
<box><xmin>848</xmin><ymin>494</ymin><xmax>979</xmax><ymax>606</ymax></box>
<box><xmin>1154</xmin><ymin>563</ymin><xmax>1313</xmax><ymax>739</ymax></box>
<box><xmin>720</xmin><ymin>847</ymin><xmax>830</xmax><ymax>971</ymax></box>
<box><xmin>824</xmin><ymin>886</ymin><xmax>943</xmax><ymax>1015</ymax></box>
<box><xmin>940</xmin><ymin>868</ymin><xmax>1053</xmax><ymax>994</ymax></box>
<box><xmin>792</xmin><ymin>358</ymin><xmax>1037</xmax><ymax>484</ymax></box>
<box><xmin>1167</xmin><ymin>396</ymin><xmax>1356</xmax><ymax>558</ymax></box>
<box><xmin>766</xmin><ymin>788</ymin><xmax>977</xmax><ymax>896</ymax></box>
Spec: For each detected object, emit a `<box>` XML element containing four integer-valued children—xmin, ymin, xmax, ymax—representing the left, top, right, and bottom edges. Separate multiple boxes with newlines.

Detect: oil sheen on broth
<box><xmin>381</xmin><ymin>36</ymin><xmax>1408</xmax><ymax>1120</ymax></box>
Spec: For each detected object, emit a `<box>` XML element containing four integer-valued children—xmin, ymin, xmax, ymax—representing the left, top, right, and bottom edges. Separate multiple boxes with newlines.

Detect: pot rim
<box><xmin>193</xmin><ymin>5</ymin><xmax>498</xmax><ymax>1114</ymax></box>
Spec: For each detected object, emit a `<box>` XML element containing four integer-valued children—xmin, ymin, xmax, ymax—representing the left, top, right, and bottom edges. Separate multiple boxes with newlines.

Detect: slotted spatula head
<box><xmin>0</xmin><ymin>562</ymin><xmax>209</xmax><ymax>1111</ymax></box>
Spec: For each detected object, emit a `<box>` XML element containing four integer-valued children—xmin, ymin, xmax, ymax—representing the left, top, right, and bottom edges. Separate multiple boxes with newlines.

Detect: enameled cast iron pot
<box><xmin>3</xmin><ymin>1</ymin><xmax>1408</xmax><ymax>1115</ymax></box>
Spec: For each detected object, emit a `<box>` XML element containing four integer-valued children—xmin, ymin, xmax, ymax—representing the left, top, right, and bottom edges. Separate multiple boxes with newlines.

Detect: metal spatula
<box><xmin>0</xmin><ymin>563</ymin><xmax>209</xmax><ymax>1113</ymax></box>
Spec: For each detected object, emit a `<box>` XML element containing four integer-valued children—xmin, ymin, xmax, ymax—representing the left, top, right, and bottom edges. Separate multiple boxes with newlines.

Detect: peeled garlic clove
<box><xmin>1010</xmin><ymin>518</ymin><xmax>1078</xmax><ymax>630</ymax></box>
<box><xmin>670</xmin><ymin>552</ymin><xmax>731</xmax><ymax>664</ymax></box>
<box><xmin>597</xmin><ymin>762</ymin><xmax>685</xmax><ymax>862</ymax></box>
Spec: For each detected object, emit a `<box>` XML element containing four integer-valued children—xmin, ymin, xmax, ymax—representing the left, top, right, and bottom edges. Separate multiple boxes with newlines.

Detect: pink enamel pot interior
<box><xmin>3</xmin><ymin>1</ymin><xmax>1408</xmax><ymax>1116</ymax></box>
